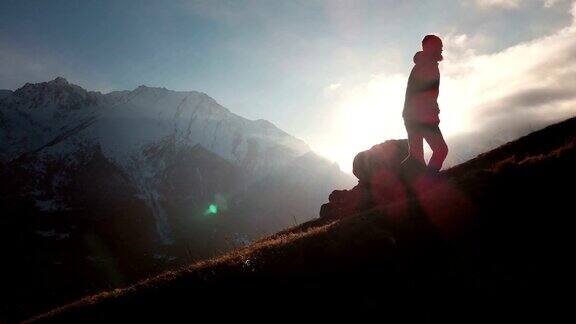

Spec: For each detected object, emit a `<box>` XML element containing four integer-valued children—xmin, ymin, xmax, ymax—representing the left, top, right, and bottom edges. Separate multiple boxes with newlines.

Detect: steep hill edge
<box><xmin>27</xmin><ymin>116</ymin><xmax>576</xmax><ymax>323</ymax></box>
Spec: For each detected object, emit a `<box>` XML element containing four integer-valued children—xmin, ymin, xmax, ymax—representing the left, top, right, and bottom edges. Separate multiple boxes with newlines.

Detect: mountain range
<box><xmin>0</xmin><ymin>77</ymin><xmax>354</xmax><ymax>321</ymax></box>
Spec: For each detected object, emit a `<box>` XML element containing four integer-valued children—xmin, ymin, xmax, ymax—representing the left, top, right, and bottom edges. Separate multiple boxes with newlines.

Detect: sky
<box><xmin>1</xmin><ymin>0</ymin><xmax>576</xmax><ymax>172</ymax></box>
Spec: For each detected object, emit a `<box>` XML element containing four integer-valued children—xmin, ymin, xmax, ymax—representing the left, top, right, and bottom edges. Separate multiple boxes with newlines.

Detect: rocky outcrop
<box><xmin>320</xmin><ymin>140</ymin><xmax>411</xmax><ymax>219</ymax></box>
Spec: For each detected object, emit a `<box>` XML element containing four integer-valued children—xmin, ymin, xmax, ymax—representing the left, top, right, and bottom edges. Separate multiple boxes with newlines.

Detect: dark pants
<box><xmin>404</xmin><ymin>120</ymin><xmax>448</xmax><ymax>172</ymax></box>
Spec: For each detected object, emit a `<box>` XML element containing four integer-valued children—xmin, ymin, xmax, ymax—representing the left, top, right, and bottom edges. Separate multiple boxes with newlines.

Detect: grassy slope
<box><xmin>28</xmin><ymin>117</ymin><xmax>576</xmax><ymax>323</ymax></box>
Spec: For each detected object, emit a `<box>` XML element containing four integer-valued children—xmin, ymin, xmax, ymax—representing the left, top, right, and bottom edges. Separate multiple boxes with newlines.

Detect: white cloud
<box><xmin>543</xmin><ymin>0</ymin><xmax>565</xmax><ymax>8</ymax></box>
<box><xmin>475</xmin><ymin>0</ymin><xmax>566</xmax><ymax>10</ymax></box>
<box><xmin>327</xmin><ymin>83</ymin><xmax>342</xmax><ymax>90</ymax></box>
<box><xmin>313</xmin><ymin>1</ymin><xmax>576</xmax><ymax>172</ymax></box>
<box><xmin>476</xmin><ymin>0</ymin><xmax>522</xmax><ymax>9</ymax></box>
<box><xmin>438</xmin><ymin>5</ymin><xmax>576</xmax><ymax>132</ymax></box>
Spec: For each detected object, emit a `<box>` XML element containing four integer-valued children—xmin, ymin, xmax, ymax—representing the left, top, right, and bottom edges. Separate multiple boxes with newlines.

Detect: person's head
<box><xmin>422</xmin><ymin>34</ymin><xmax>443</xmax><ymax>61</ymax></box>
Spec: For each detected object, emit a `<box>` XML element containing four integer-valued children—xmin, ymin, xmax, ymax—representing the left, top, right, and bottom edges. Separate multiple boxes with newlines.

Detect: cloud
<box><xmin>543</xmin><ymin>0</ymin><xmax>565</xmax><ymax>8</ymax></box>
<box><xmin>476</xmin><ymin>0</ymin><xmax>522</xmax><ymax>9</ymax></box>
<box><xmin>328</xmin><ymin>83</ymin><xmax>341</xmax><ymax>89</ymax></box>
<box><xmin>442</xmin><ymin>10</ymin><xmax>576</xmax><ymax>116</ymax></box>
<box><xmin>474</xmin><ymin>0</ymin><xmax>567</xmax><ymax>10</ymax></box>
<box><xmin>314</xmin><ymin>1</ymin><xmax>576</xmax><ymax>172</ymax></box>
<box><xmin>435</xmin><ymin>1</ymin><xmax>576</xmax><ymax>164</ymax></box>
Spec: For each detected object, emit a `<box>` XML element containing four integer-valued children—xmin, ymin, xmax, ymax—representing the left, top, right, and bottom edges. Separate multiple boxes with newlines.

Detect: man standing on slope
<box><xmin>402</xmin><ymin>34</ymin><xmax>448</xmax><ymax>173</ymax></box>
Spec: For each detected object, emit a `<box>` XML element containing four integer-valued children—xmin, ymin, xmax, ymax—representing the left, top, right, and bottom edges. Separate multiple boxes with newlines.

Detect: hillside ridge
<box><xmin>27</xmin><ymin>115</ymin><xmax>576</xmax><ymax>323</ymax></box>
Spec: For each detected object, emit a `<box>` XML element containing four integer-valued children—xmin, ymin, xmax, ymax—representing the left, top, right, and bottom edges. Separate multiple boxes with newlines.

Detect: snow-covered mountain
<box><xmin>0</xmin><ymin>77</ymin><xmax>309</xmax><ymax>169</ymax></box>
<box><xmin>0</xmin><ymin>77</ymin><xmax>313</xmax><ymax>242</ymax></box>
<box><xmin>0</xmin><ymin>77</ymin><xmax>354</xmax><ymax>319</ymax></box>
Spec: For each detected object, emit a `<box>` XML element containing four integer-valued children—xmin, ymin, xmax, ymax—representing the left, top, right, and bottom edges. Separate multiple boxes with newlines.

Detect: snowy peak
<box><xmin>49</xmin><ymin>76</ymin><xmax>70</xmax><ymax>86</ymax></box>
<box><xmin>94</xmin><ymin>82</ymin><xmax>310</xmax><ymax>174</ymax></box>
<box><xmin>0</xmin><ymin>78</ymin><xmax>107</xmax><ymax>160</ymax></box>
<box><xmin>124</xmin><ymin>85</ymin><xmax>231</xmax><ymax>116</ymax></box>
<box><xmin>12</xmin><ymin>77</ymin><xmax>103</xmax><ymax>111</ymax></box>
<box><xmin>1</xmin><ymin>77</ymin><xmax>311</xmax><ymax>178</ymax></box>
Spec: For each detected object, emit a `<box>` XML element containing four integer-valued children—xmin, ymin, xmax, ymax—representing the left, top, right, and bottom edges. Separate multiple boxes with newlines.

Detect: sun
<box><xmin>313</xmin><ymin>70</ymin><xmax>473</xmax><ymax>173</ymax></box>
<box><xmin>318</xmin><ymin>74</ymin><xmax>408</xmax><ymax>173</ymax></box>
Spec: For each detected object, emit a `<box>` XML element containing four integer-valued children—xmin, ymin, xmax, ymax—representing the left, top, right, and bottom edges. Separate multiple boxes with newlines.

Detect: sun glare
<box><xmin>316</xmin><ymin>68</ymin><xmax>475</xmax><ymax>174</ymax></box>
<box><xmin>319</xmin><ymin>74</ymin><xmax>408</xmax><ymax>173</ymax></box>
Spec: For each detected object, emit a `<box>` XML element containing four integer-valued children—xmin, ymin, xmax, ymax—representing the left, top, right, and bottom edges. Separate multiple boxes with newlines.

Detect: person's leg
<box><xmin>405</xmin><ymin>122</ymin><xmax>425</xmax><ymax>165</ymax></box>
<box><xmin>422</xmin><ymin>125</ymin><xmax>448</xmax><ymax>172</ymax></box>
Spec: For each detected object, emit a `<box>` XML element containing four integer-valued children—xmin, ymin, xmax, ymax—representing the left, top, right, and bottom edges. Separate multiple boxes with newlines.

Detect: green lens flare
<box><xmin>205</xmin><ymin>204</ymin><xmax>218</xmax><ymax>215</ymax></box>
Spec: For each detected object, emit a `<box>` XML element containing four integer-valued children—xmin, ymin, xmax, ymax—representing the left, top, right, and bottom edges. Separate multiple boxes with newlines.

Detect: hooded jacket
<box><xmin>402</xmin><ymin>50</ymin><xmax>441</xmax><ymax>124</ymax></box>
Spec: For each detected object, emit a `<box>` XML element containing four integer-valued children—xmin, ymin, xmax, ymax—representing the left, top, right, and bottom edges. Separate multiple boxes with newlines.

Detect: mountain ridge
<box><xmin>0</xmin><ymin>77</ymin><xmax>310</xmax><ymax>166</ymax></box>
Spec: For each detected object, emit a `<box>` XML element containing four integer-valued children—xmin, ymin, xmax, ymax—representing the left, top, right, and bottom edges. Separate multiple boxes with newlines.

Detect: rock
<box><xmin>319</xmin><ymin>185</ymin><xmax>372</xmax><ymax>219</ymax></box>
<box><xmin>352</xmin><ymin>140</ymin><xmax>409</xmax><ymax>182</ymax></box>
<box><xmin>320</xmin><ymin>140</ymin><xmax>410</xmax><ymax>219</ymax></box>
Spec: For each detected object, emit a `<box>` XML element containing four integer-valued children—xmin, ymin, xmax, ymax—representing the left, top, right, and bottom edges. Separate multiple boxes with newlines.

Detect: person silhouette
<box><xmin>402</xmin><ymin>34</ymin><xmax>448</xmax><ymax>173</ymax></box>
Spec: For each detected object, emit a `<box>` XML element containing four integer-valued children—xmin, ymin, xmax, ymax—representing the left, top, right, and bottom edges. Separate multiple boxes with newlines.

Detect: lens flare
<box><xmin>204</xmin><ymin>204</ymin><xmax>218</xmax><ymax>216</ymax></box>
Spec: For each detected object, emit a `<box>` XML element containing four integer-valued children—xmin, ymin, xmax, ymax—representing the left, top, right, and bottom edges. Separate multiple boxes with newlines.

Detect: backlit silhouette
<box><xmin>402</xmin><ymin>34</ymin><xmax>448</xmax><ymax>172</ymax></box>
